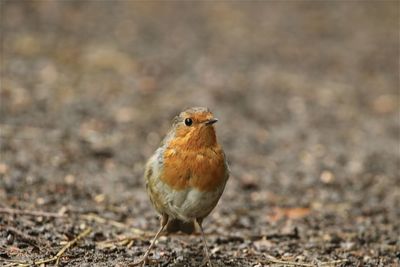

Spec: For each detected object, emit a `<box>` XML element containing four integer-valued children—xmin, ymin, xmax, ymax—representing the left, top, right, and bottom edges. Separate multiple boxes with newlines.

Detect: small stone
<box><xmin>94</xmin><ymin>194</ymin><xmax>106</xmax><ymax>203</ymax></box>
<box><xmin>0</xmin><ymin>163</ymin><xmax>8</xmax><ymax>174</ymax></box>
<box><xmin>36</xmin><ymin>197</ymin><xmax>45</xmax><ymax>205</ymax></box>
<box><xmin>64</xmin><ymin>174</ymin><xmax>75</xmax><ymax>184</ymax></box>
<box><xmin>211</xmin><ymin>246</ymin><xmax>221</xmax><ymax>254</ymax></box>
<box><xmin>320</xmin><ymin>170</ymin><xmax>334</xmax><ymax>184</ymax></box>
<box><xmin>6</xmin><ymin>234</ymin><xmax>14</xmax><ymax>245</ymax></box>
<box><xmin>158</xmin><ymin>236</ymin><xmax>168</xmax><ymax>243</ymax></box>
<box><xmin>341</xmin><ymin>241</ymin><xmax>355</xmax><ymax>250</ymax></box>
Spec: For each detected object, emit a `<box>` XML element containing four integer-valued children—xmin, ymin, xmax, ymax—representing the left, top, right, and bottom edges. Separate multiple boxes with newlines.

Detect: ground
<box><xmin>0</xmin><ymin>1</ymin><xmax>399</xmax><ymax>267</ymax></box>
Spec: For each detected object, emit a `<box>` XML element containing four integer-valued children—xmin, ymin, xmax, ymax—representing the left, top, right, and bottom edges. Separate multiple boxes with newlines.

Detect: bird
<box><xmin>134</xmin><ymin>107</ymin><xmax>229</xmax><ymax>266</ymax></box>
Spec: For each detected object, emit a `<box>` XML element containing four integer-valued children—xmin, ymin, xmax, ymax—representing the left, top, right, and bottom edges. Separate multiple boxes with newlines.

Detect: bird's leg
<box><xmin>195</xmin><ymin>218</ymin><xmax>213</xmax><ymax>267</ymax></box>
<box><xmin>132</xmin><ymin>214</ymin><xmax>168</xmax><ymax>266</ymax></box>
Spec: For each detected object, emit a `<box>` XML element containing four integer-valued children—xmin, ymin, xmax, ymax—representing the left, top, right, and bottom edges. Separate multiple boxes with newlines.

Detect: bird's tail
<box><xmin>165</xmin><ymin>218</ymin><xmax>195</xmax><ymax>234</ymax></box>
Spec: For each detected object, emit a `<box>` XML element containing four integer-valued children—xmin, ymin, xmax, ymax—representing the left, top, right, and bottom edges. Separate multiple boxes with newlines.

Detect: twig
<box><xmin>96</xmin><ymin>235</ymin><xmax>148</xmax><ymax>249</ymax></box>
<box><xmin>5</xmin><ymin>227</ymin><xmax>92</xmax><ymax>267</ymax></box>
<box><xmin>319</xmin><ymin>259</ymin><xmax>348</xmax><ymax>266</ymax></box>
<box><xmin>80</xmin><ymin>213</ymin><xmax>127</xmax><ymax>229</ymax></box>
<box><xmin>55</xmin><ymin>227</ymin><xmax>92</xmax><ymax>265</ymax></box>
<box><xmin>264</xmin><ymin>255</ymin><xmax>314</xmax><ymax>267</ymax></box>
<box><xmin>264</xmin><ymin>255</ymin><xmax>348</xmax><ymax>267</ymax></box>
<box><xmin>0</xmin><ymin>207</ymin><xmax>66</xmax><ymax>218</ymax></box>
<box><xmin>1</xmin><ymin>259</ymin><xmax>30</xmax><ymax>267</ymax></box>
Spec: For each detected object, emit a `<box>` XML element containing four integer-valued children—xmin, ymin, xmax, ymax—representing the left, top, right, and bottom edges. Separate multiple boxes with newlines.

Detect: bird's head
<box><xmin>170</xmin><ymin>107</ymin><xmax>218</xmax><ymax>149</ymax></box>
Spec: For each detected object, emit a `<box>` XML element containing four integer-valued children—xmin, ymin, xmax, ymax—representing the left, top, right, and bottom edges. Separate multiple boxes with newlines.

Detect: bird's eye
<box><xmin>184</xmin><ymin>118</ymin><xmax>193</xmax><ymax>126</ymax></box>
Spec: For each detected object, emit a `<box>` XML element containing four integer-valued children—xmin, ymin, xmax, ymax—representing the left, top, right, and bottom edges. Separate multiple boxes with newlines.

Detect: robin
<box><xmin>134</xmin><ymin>107</ymin><xmax>229</xmax><ymax>266</ymax></box>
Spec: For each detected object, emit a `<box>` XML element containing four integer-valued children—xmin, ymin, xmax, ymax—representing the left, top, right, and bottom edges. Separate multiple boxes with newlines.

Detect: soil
<box><xmin>0</xmin><ymin>1</ymin><xmax>399</xmax><ymax>266</ymax></box>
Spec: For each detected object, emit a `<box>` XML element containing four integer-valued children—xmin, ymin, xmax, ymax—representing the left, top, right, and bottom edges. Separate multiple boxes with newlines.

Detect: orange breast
<box><xmin>161</xmin><ymin>144</ymin><xmax>227</xmax><ymax>192</ymax></box>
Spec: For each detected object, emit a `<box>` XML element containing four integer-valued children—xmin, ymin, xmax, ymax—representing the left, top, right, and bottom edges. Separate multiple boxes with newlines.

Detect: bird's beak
<box><xmin>205</xmin><ymin>118</ymin><xmax>218</xmax><ymax>125</ymax></box>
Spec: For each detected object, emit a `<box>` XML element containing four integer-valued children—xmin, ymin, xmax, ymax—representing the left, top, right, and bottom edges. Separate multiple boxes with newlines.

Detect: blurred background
<box><xmin>1</xmin><ymin>1</ymin><xmax>399</xmax><ymax>266</ymax></box>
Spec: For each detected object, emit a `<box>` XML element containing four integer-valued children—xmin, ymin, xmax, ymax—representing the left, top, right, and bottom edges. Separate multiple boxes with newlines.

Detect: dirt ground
<box><xmin>0</xmin><ymin>1</ymin><xmax>399</xmax><ymax>266</ymax></box>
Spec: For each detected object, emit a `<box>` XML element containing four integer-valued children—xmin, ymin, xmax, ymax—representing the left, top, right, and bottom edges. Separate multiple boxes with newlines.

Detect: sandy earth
<box><xmin>1</xmin><ymin>1</ymin><xmax>399</xmax><ymax>266</ymax></box>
